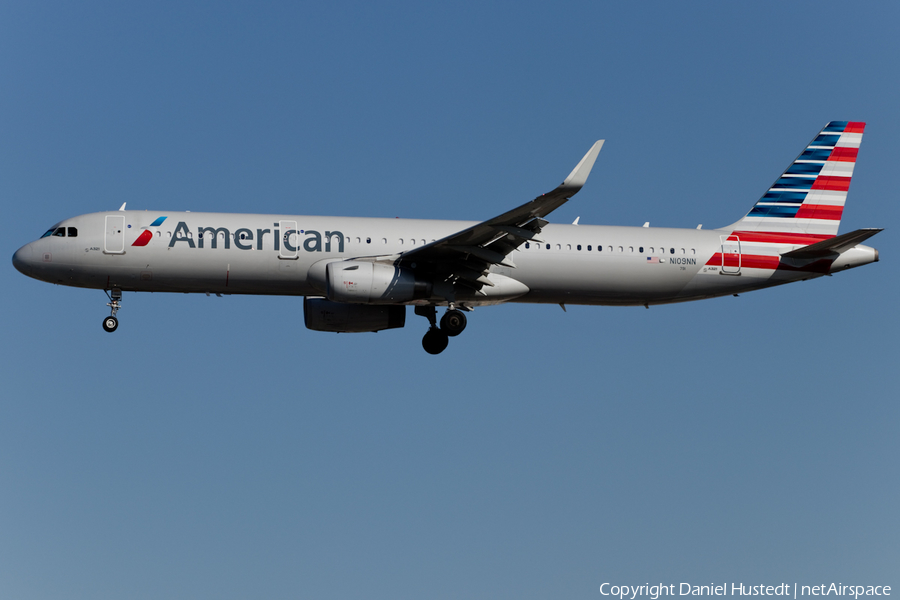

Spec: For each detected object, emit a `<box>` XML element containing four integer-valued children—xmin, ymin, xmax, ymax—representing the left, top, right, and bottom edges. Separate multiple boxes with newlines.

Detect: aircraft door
<box><xmin>720</xmin><ymin>235</ymin><xmax>741</xmax><ymax>275</ymax></box>
<box><xmin>105</xmin><ymin>215</ymin><xmax>125</xmax><ymax>254</ymax></box>
<box><xmin>279</xmin><ymin>220</ymin><xmax>299</xmax><ymax>259</ymax></box>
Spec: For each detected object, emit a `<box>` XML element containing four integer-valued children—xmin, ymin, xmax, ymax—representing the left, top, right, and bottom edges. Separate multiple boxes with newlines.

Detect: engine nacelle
<box><xmin>303</xmin><ymin>297</ymin><xmax>406</xmax><ymax>333</ymax></box>
<box><xmin>326</xmin><ymin>260</ymin><xmax>430</xmax><ymax>304</ymax></box>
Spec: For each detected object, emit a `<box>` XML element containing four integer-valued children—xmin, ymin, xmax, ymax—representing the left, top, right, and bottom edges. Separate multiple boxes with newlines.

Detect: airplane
<box><xmin>12</xmin><ymin>121</ymin><xmax>880</xmax><ymax>354</ymax></box>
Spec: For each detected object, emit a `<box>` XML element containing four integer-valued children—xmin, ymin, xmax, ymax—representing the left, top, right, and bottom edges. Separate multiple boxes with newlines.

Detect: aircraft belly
<box><xmin>66</xmin><ymin>245</ymin><xmax>318</xmax><ymax>295</ymax></box>
<box><xmin>511</xmin><ymin>252</ymin><xmax>699</xmax><ymax>305</ymax></box>
<box><xmin>679</xmin><ymin>266</ymin><xmax>819</xmax><ymax>300</ymax></box>
<box><xmin>148</xmin><ymin>250</ymin><xmax>319</xmax><ymax>295</ymax></box>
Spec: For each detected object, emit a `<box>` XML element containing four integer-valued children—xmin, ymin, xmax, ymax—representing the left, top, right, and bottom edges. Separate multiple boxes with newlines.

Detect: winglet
<box><xmin>560</xmin><ymin>140</ymin><xmax>604</xmax><ymax>192</ymax></box>
<box><xmin>118</xmin><ymin>202</ymin><xmax>127</xmax><ymax>211</ymax></box>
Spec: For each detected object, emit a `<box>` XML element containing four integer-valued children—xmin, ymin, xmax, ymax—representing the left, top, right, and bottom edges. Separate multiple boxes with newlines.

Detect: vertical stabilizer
<box><xmin>728</xmin><ymin>121</ymin><xmax>865</xmax><ymax>237</ymax></box>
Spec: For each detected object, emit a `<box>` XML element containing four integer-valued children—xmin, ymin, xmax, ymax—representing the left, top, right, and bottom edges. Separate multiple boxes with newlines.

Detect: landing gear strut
<box><xmin>103</xmin><ymin>289</ymin><xmax>122</xmax><ymax>333</ymax></box>
<box><xmin>415</xmin><ymin>306</ymin><xmax>467</xmax><ymax>354</ymax></box>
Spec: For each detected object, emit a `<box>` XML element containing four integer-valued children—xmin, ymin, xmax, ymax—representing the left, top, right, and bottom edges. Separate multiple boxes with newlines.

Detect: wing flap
<box><xmin>446</xmin><ymin>245</ymin><xmax>515</xmax><ymax>268</ymax></box>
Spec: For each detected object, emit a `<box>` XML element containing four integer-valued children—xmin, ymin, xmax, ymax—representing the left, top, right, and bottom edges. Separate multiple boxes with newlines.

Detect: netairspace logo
<box><xmin>599</xmin><ymin>584</ymin><xmax>891</xmax><ymax>600</ymax></box>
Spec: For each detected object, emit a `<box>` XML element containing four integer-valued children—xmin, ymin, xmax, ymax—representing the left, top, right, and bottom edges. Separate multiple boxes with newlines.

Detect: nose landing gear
<box><xmin>416</xmin><ymin>306</ymin><xmax>468</xmax><ymax>354</ymax></box>
<box><xmin>103</xmin><ymin>289</ymin><xmax>122</xmax><ymax>332</ymax></box>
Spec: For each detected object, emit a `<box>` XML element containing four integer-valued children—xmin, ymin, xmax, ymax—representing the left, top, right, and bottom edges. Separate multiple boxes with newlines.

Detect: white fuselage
<box><xmin>14</xmin><ymin>210</ymin><xmax>873</xmax><ymax>307</ymax></box>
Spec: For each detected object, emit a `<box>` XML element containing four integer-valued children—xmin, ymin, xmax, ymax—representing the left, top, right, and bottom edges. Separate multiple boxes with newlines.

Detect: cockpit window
<box><xmin>40</xmin><ymin>226</ymin><xmax>74</xmax><ymax>238</ymax></box>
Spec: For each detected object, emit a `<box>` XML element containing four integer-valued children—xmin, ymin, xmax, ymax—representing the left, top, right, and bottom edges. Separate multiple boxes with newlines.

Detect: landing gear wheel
<box><xmin>440</xmin><ymin>309</ymin><xmax>467</xmax><ymax>337</ymax></box>
<box><xmin>104</xmin><ymin>289</ymin><xmax>122</xmax><ymax>332</ymax></box>
<box><xmin>422</xmin><ymin>327</ymin><xmax>449</xmax><ymax>355</ymax></box>
<box><xmin>102</xmin><ymin>316</ymin><xmax>119</xmax><ymax>332</ymax></box>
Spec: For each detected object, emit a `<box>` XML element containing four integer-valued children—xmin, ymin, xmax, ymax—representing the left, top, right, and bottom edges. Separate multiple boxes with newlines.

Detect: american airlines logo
<box><xmin>165</xmin><ymin>221</ymin><xmax>345</xmax><ymax>253</ymax></box>
<box><xmin>131</xmin><ymin>216</ymin><xmax>168</xmax><ymax>246</ymax></box>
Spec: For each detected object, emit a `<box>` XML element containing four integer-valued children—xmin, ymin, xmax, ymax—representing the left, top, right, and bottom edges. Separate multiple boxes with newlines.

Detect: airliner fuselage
<box><xmin>12</xmin><ymin>211</ymin><xmax>877</xmax><ymax>304</ymax></box>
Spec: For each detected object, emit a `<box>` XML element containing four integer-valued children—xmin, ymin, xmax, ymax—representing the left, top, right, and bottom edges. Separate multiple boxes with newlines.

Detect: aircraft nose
<box><xmin>12</xmin><ymin>243</ymin><xmax>35</xmax><ymax>276</ymax></box>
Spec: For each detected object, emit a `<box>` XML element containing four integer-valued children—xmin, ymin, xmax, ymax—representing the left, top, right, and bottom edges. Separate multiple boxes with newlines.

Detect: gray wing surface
<box><xmin>398</xmin><ymin>140</ymin><xmax>603</xmax><ymax>293</ymax></box>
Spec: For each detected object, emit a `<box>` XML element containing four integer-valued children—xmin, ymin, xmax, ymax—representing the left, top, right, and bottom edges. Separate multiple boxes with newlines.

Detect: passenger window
<box><xmin>587</xmin><ymin>245</ymin><xmax>592</xmax><ymax>251</ymax></box>
<box><xmin>608</xmin><ymin>246</ymin><xmax>613</xmax><ymax>252</ymax></box>
<box><xmin>629</xmin><ymin>246</ymin><xmax>633</xmax><ymax>253</ymax></box>
<box><xmin>545</xmin><ymin>244</ymin><xmax>550</xmax><ymax>250</ymax></box>
<box><xmin>680</xmin><ymin>248</ymin><xmax>685</xmax><ymax>254</ymax></box>
<box><xmin>67</xmin><ymin>227</ymin><xmax>78</xmax><ymax>237</ymax></box>
<box><xmin>670</xmin><ymin>248</ymin><xmax>674</xmax><ymax>254</ymax></box>
<box><xmin>366</xmin><ymin>237</ymin><xmax>371</xmax><ymax>244</ymax></box>
<box><xmin>618</xmin><ymin>246</ymin><xmax>623</xmax><ymax>252</ymax></box>
<box><xmin>525</xmin><ymin>242</ymin><xmax>530</xmax><ymax>249</ymax></box>
<box><xmin>566</xmin><ymin>244</ymin><xmax>571</xmax><ymax>251</ymax></box>
<box><xmin>53</xmin><ymin>227</ymin><xmax>65</xmax><ymax>237</ymax></box>
<box><xmin>639</xmin><ymin>246</ymin><xmax>644</xmax><ymax>253</ymax></box>
<box><xmin>577</xmin><ymin>244</ymin><xmax>582</xmax><ymax>251</ymax></box>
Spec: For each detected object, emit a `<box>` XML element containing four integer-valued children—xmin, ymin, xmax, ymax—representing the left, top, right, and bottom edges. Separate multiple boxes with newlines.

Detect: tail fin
<box><xmin>728</xmin><ymin>121</ymin><xmax>865</xmax><ymax>236</ymax></box>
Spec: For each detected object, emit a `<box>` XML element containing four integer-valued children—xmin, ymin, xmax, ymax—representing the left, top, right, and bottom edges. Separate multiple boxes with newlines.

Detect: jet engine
<box><xmin>303</xmin><ymin>297</ymin><xmax>406</xmax><ymax>333</ymax></box>
<box><xmin>325</xmin><ymin>260</ymin><xmax>431</xmax><ymax>304</ymax></box>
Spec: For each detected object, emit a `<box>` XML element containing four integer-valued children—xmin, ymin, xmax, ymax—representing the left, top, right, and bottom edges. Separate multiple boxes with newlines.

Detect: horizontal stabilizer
<box><xmin>781</xmin><ymin>228</ymin><xmax>882</xmax><ymax>259</ymax></box>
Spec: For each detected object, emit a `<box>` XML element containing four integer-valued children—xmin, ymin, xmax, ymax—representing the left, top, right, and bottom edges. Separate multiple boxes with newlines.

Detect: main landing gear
<box><xmin>102</xmin><ymin>289</ymin><xmax>122</xmax><ymax>332</ymax></box>
<box><xmin>416</xmin><ymin>306</ymin><xmax>467</xmax><ymax>355</ymax></box>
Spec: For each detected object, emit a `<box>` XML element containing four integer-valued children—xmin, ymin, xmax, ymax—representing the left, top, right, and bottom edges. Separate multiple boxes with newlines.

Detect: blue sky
<box><xmin>2</xmin><ymin>2</ymin><xmax>897</xmax><ymax>598</ymax></box>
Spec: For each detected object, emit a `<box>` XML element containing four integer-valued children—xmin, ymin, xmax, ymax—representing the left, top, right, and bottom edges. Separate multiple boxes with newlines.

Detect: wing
<box><xmin>397</xmin><ymin>140</ymin><xmax>603</xmax><ymax>297</ymax></box>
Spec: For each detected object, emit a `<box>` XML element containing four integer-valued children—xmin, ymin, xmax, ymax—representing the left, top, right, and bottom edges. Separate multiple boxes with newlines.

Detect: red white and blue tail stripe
<box><xmin>731</xmin><ymin>121</ymin><xmax>864</xmax><ymax>236</ymax></box>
